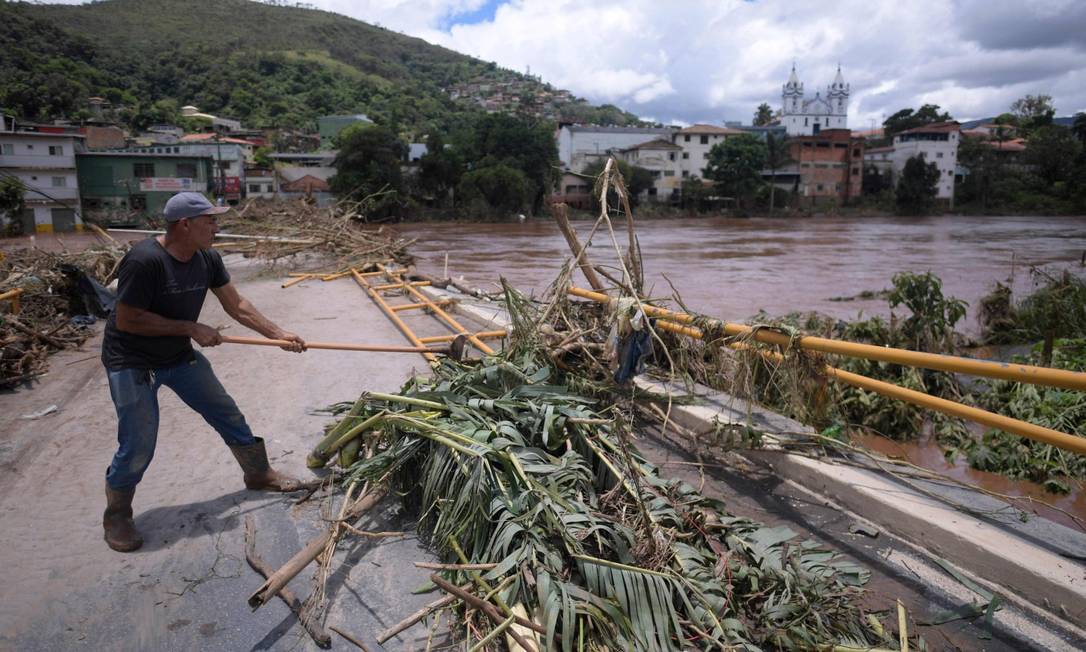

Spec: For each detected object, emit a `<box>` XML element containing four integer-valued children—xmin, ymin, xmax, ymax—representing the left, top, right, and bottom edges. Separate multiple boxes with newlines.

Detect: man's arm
<box><xmin>115</xmin><ymin>302</ymin><xmax>222</xmax><ymax>346</ymax></box>
<box><xmin>211</xmin><ymin>282</ymin><xmax>306</xmax><ymax>352</ymax></box>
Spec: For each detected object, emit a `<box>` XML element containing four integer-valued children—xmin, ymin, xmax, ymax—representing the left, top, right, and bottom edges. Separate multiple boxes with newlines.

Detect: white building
<box><xmin>672</xmin><ymin>124</ymin><xmax>746</xmax><ymax>179</ymax></box>
<box><xmin>617</xmin><ymin>139</ymin><xmax>683</xmax><ymax>202</ymax></box>
<box><xmin>557</xmin><ymin>125</ymin><xmax>675</xmax><ymax>173</ymax></box>
<box><xmin>891</xmin><ymin>122</ymin><xmax>960</xmax><ymax>204</ymax></box>
<box><xmin>780</xmin><ymin>65</ymin><xmax>849</xmax><ymax>136</ymax></box>
<box><xmin>0</xmin><ymin>116</ymin><xmax>84</xmax><ymax>233</ymax></box>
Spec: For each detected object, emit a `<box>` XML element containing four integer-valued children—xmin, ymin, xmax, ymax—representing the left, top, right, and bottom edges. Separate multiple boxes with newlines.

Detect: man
<box><xmin>101</xmin><ymin>191</ymin><xmax>309</xmax><ymax>552</ymax></box>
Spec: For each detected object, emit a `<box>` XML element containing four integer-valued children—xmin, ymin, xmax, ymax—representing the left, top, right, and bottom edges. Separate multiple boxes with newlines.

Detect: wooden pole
<box><xmin>247</xmin><ymin>489</ymin><xmax>386</xmax><ymax>610</ymax></box>
<box><xmin>219</xmin><ymin>335</ymin><xmax>452</xmax><ymax>356</ymax></box>
<box><xmin>552</xmin><ymin>202</ymin><xmax>605</xmax><ymax>291</ymax></box>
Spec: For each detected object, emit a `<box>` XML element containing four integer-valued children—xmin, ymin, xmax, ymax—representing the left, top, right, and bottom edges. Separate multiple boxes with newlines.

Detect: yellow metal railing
<box><xmin>569</xmin><ymin>286</ymin><xmax>1086</xmax><ymax>456</ymax></box>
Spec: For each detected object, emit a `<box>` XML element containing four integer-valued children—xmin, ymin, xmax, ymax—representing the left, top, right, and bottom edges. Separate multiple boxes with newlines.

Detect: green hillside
<box><xmin>0</xmin><ymin>0</ymin><xmax>641</xmax><ymax>135</ymax></box>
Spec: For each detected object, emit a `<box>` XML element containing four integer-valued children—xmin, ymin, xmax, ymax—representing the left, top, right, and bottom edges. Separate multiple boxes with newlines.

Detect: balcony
<box><xmin>0</xmin><ymin>154</ymin><xmax>77</xmax><ymax>170</ymax></box>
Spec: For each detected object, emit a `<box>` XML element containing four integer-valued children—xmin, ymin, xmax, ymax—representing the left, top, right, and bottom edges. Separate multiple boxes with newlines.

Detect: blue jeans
<box><xmin>105</xmin><ymin>350</ymin><xmax>257</xmax><ymax>491</ymax></box>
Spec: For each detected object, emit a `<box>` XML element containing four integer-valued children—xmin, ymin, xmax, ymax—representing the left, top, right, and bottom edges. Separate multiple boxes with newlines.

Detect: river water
<box><xmin>399</xmin><ymin>214</ymin><xmax>1086</xmax><ymax>335</ymax></box>
<box><xmin>399</xmin><ymin>214</ymin><xmax>1086</xmax><ymax>529</ymax></box>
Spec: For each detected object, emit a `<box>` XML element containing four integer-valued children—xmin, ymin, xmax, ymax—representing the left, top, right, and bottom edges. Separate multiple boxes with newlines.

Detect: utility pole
<box><xmin>214</xmin><ymin>132</ymin><xmax>224</xmax><ymax>205</ymax></box>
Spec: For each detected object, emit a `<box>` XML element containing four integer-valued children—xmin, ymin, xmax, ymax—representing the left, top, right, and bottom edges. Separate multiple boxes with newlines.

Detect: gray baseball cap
<box><xmin>163</xmin><ymin>192</ymin><xmax>230</xmax><ymax>222</ymax></box>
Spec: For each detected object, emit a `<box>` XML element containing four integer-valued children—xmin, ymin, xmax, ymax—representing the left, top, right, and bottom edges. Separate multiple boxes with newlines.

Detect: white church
<box><xmin>780</xmin><ymin>64</ymin><xmax>849</xmax><ymax>136</ymax></box>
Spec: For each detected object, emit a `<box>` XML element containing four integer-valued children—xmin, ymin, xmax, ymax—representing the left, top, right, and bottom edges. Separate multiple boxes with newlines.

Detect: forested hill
<box><xmin>1</xmin><ymin>0</ymin><xmax>641</xmax><ymax>134</ymax></box>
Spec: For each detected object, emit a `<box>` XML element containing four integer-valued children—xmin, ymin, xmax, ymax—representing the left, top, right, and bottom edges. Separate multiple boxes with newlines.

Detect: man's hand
<box><xmin>190</xmin><ymin>323</ymin><xmax>223</xmax><ymax>347</ymax></box>
<box><xmin>273</xmin><ymin>330</ymin><xmax>306</xmax><ymax>353</ymax></box>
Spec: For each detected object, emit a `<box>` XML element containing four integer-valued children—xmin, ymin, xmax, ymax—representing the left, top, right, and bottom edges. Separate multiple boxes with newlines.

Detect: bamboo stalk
<box><xmin>376</xmin><ymin>589</ymin><xmax>465</xmax><ymax>644</ymax></box>
<box><xmin>247</xmin><ymin>489</ymin><xmax>386</xmax><ymax>610</ymax></box>
<box><xmin>243</xmin><ymin>516</ymin><xmax>332</xmax><ymax>648</ymax></box>
<box><xmin>329</xmin><ymin>625</ymin><xmax>372</xmax><ymax>651</ymax></box>
<box><xmin>430</xmin><ymin>574</ymin><xmax>542</xmax><ymax>652</ymax></box>
<box><xmin>552</xmin><ymin>202</ymin><xmax>605</xmax><ymax>291</ymax></box>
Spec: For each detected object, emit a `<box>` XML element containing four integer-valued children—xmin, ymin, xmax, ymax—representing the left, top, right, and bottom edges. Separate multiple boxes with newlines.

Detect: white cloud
<box><xmin>144</xmin><ymin>0</ymin><xmax>1086</xmax><ymax>124</ymax></box>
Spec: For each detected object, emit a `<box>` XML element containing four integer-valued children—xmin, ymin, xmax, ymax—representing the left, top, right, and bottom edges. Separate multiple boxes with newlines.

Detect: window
<box><xmin>935</xmin><ymin>152</ymin><xmax>943</xmax><ymax>158</ymax></box>
<box><xmin>804</xmin><ymin>118</ymin><xmax>809</xmax><ymax>126</ymax></box>
<box><xmin>176</xmin><ymin>163</ymin><xmax>197</xmax><ymax>178</ymax></box>
<box><xmin>699</xmin><ymin>135</ymin><xmax>708</xmax><ymax>145</ymax></box>
<box><xmin>1</xmin><ymin>144</ymin><xmax>12</xmax><ymax>155</ymax></box>
<box><xmin>702</xmin><ymin>152</ymin><xmax>709</xmax><ymax>159</ymax></box>
<box><xmin>852</xmin><ymin>167</ymin><xmax>859</xmax><ymax>176</ymax></box>
<box><xmin>51</xmin><ymin>176</ymin><xmax>66</xmax><ymax>187</ymax></box>
<box><xmin>682</xmin><ymin>152</ymin><xmax>689</xmax><ymax>159</ymax></box>
<box><xmin>663</xmin><ymin>170</ymin><xmax>675</xmax><ymax>177</ymax></box>
<box><xmin>133</xmin><ymin>163</ymin><xmax>155</xmax><ymax>178</ymax></box>
<box><xmin>816</xmin><ymin>184</ymin><xmax>824</xmax><ymax>192</ymax></box>
<box><xmin>681</xmin><ymin>170</ymin><xmax>689</xmax><ymax>178</ymax></box>
<box><xmin>684</xmin><ymin>135</ymin><xmax>690</xmax><ymax>142</ymax></box>
<box><xmin>668</xmin><ymin>152</ymin><xmax>675</xmax><ymax>161</ymax></box>
<box><xmin>249</xmin><ymin>184</ymin><xmax>262</xmax><ymax>193</ymax></box>
<box><xmin>49</xmin><ymin>145</ymin><xmax>63</xmax><ymax>155</ymax></box>
<box><xmin>947</xmin><ymin>170</ymin><xmax>953</xmax><ymax>176</ymax></box>
<box><xmin>853</xmin><ymin>148</ymin><xmax>860</xmax><ymax>157</ymax></box>
<box><xmin>833</xmin><ymin>143</ymin><xmax>847</xmax><ymax>148</ymax></box>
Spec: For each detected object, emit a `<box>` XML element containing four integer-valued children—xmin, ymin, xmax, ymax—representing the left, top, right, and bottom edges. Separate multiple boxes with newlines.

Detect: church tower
<box><xmin>782</xmin><ymin>63</ymin><xmax>803</xmax><ymax>115</ymax></box>
<box><xmin>827</xmin><ymin>64</ymin><xmax>849</xmax><ymax>118</ymax></box>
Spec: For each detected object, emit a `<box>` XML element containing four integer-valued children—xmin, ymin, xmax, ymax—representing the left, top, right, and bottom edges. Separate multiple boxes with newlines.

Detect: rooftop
<box><xmin>179</xmin><ymin>134</ymin><xmax>257</xmax><ymax>145</ymax></box>
<box><xmin>677</xmin><ymin>124</ymin><xmax>747</xmax><ymax>135</ymax></box>
<box><xmin>621</xmin><ymin>138</ymin><xmax>682</xmax><ymax>151</ymax></box>
<box><xmin>897</xmin><ymin>121</ymin><xmax>961</xmax><ymax>136</ymax></box>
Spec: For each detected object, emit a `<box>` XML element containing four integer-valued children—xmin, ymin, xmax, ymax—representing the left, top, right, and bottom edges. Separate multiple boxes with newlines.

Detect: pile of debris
<box><xmin>0</xmin><ymin>244</ymin><xmax>125</xmax><ymax>387</ymax></box>
<box><xmin>217</xmin><ymin>198</ymin><xmax>414</xmax><ymax>272</ymax></box>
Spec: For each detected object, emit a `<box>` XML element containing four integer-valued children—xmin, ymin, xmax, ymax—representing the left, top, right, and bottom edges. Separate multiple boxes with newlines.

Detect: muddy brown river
<box><xmin>399</xmin><ymin>214</ymin><xmax>1086</xmax><ymax>334</ymax></box>
<box><xmin>400</xmin><ymin>213</ymin><xmax>1086</xmax><ymax>528</ymax></box>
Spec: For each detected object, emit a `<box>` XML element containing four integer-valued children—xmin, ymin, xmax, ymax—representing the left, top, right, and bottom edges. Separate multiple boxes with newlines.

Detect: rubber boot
<box><xmin>229</xmin><ymin>437</ymin><xmax>308</xmax><ymax>492</ymax></box>
<box><xmin>103</xmin><ymin>484</ymin><xmax>143</xmax><ymax>552</ymax></box>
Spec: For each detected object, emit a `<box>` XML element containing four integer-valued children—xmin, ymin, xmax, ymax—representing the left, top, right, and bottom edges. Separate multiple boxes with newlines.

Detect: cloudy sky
<box><xmin>48</xmin><ymin>0</ymin><xmax>1086</xmax><ymax>127</ymax></box>
<box><xmin>304</xmin><ymin>0</ymin><xmax>1085</xmax><ymax>128</ymax></box>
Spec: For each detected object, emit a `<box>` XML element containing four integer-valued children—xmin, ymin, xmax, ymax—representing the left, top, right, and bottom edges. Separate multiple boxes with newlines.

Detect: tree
<box><xmin>252</xmin><ymin>146</ymin><xmax>273</xmax><ymax>169</ymax></box>
<box><xmin>753</xmin><ymin>103</ymin><xmax>774</xmax><ymax>126</ymax></box>
<box><xmin>0</xmin><ymin>177</ymin><xmax>27</xmax><ymax>235</ymax></box>
<box><xmin>330</xmin><ymin>124</ymin><xmax>408</xmax><ymax>217</ymax></box>
<box><xmin>1071</xmin><ymin>112</ymin><xmax>1086</xmax><ymax>147</ymax></box>
<box><xmin>895</xmin><ymin>155</ymin><xmax>940</xmax><ymax>215</ymax></box>
<box><xmin>1023</xmin><ymin>125</ymin><xmax>1081</xmax><ymax>187</ymax></box>
<box><xmin>456</xmin><ymin>164</ymin><xmax>531</xmax><ymax>215</ymax></box>
<box><xmin>703</xmin><ymin>134</ymin><xmax>767</xmax><ymax>210</ymax></box>
<box><xmin>450</xmin><ymin>114</ymin><xmax>559</xmax><ymax>213</ymax></box>
<box><xmin>883</xmin><ymin>104</ymin><xmax>952</xmax><ymax>137</ymax></box>
<box><xmin>581</xmin><ymin>158</ymin><xmax>654</xmax><ymax>207</ymax></box>
<box><xmin>1010</xmin><ymin>94</ymin><xmax>1055</xmax><ymax>135</ymax></box>
<box><xmin>763</xmin><ymin>133</ymin><xmax>792</xmax><ymax>215</ymax></box>
<box><xmin>417</xmin><ymin>133</ymin><xmax>463</xmax><ymax>207</ymax></box>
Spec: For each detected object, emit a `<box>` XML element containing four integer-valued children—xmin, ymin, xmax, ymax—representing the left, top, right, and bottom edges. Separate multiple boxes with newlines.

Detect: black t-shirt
<box><xmin>101</xmin><ymin>237</ymin><xmax>230</xmax><ymax>370</ymax></box>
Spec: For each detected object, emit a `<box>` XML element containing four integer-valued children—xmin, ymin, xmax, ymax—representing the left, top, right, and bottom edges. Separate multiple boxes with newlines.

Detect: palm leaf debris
<box><xmin>310</xmin><ymin>290</ymin><xmax>886</xmax><ymax>651</ymax></box>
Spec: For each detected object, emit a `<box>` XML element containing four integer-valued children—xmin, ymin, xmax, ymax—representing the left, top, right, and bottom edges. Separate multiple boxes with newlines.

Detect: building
<box><xmin>318</xmin><ymin>114</ymin><xmax>372</xmax><ymax>150</ymax></box>
<box><xmin>891</xmin><ymin>122</ymin><xmax>960</xmax><ymax>205</ymax></box>
<box><xmin>617</xmin><ymin>139</ymin><xmax>682</xmax><ymax>202</ymax></box>
<box><xmin>788</xmin><ymin>128</ymin><xmax>864</xmax><ymax>205</ymax></box>
<box><xmin>0</xmin><ymin>116</ymin><xmax>85</xmax><ymax>233</ymax></box>
<box><xmin>277</xmin><ymin>166</ymin><xmax>334</xmax><ymax>205</ymax></box>
<box><xmin>180</xmin><ymin>105</ymin><xmax>242</xmax><ymax>132</ymax></box>
<box><xmin>125</xmin><ymin>140</ymin><xmax>249</xmax><ymax>203</ymax></box>
<box><xmin>551</xmin><ymin>172</ymin><xmax>593</xmax><ymax>210</ymax></box>
<box><xmin>673</xmin><ymin>124</ymin><xmax>747</xmax><ymax>179</ymax></box>
<box><xmin>76</xmin><ymin>151</ymin><xmax>213</xmax><ymax>217</ymax></box>
<box><xmin>244</xmin><ymin>167</ymin><xmax>276</xmax><ymax>199</ymax></box>
<box><xmin>556</xmin><ymin>125</ymin><xmax>675</xmax><ymax>173</ymax></box>
<box><xmin>780</xmin><ymin>65</ymin><xmax>849</xmax><ymax>136</ymax></box>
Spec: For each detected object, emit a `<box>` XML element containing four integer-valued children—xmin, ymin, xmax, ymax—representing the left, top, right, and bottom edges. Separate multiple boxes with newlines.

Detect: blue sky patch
<box><xmin>439</xmin><ymin>0</ymin><xmax>506</xmax><ymax>31</ymax></box>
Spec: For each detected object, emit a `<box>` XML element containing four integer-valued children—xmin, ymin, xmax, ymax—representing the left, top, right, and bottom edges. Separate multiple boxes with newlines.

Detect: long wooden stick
<box><xmin>243</xmin><ymin>516</ymin><xmax>332</xmax><ymax>648</ymax></box>
<box><xmin>429</xmin><ymin>574</ymin><xmax>545</xmax><ymax>635</ymax></box>
<box><xmin>219</xmin><ymin>335</ymin><xmax>452</xmax><ymax>356</ymax></box>
<box><xmin>247</xmin><ymin>489</ymin><xmax>386</xmax><ymax>610</ymax></box>
<box><xmin>329</xmin><ymin>625</ymin><xmax>372</xmax><ymax>651</ymax></box>
<box><xmin>376</xmin><ymin>585</ymin><xmax>469</xmax><ymax>644</ymax></box>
